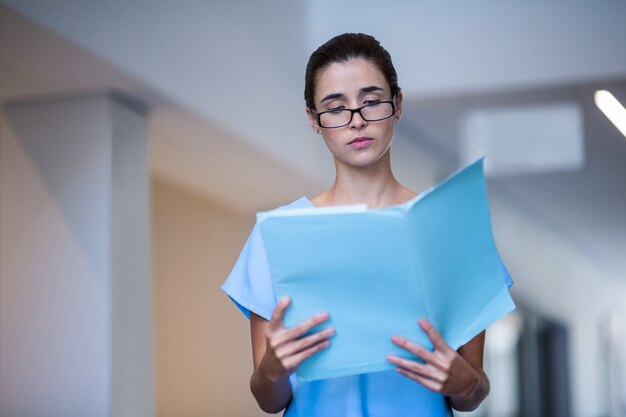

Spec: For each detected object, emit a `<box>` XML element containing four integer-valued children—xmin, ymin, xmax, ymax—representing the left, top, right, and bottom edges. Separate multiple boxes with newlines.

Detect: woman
<box><xmin>222</xmin><ymin>33</ymin><xmax>510</xmax><ymax>416</ymax></box>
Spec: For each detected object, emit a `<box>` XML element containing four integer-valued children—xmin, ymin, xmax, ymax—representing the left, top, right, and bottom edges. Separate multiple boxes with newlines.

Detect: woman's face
<box><xmin>307</xmin><ymin>57</ymin><xmax>402</xmax><ymax>169</ymax></box>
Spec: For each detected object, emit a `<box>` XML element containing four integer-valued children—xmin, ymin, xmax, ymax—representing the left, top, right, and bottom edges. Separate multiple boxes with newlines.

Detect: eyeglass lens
<box><xmin>319</xmin><ymin>102</ymin><xmax>394</xmax><ymax>128</ymax></box>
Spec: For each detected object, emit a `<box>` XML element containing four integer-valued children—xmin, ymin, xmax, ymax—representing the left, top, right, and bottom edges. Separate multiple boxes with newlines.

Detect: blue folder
<box><xmin>257</xmin><ymin>158</ymin><xmax>515</xmax><ymax>381</ymax></box>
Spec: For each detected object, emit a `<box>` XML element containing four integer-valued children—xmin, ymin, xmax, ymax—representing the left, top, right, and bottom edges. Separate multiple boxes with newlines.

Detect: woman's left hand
<box><xmin>386</xmin><ymin>319</ymin><xmax>483</xmax><ymax>403</ymax></box>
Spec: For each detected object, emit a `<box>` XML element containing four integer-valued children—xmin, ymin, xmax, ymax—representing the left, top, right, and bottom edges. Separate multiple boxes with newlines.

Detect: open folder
<box><xmin>256</xmin><ymin>158</ymin><xmax>515</xmax><ymax>381</ymax></box>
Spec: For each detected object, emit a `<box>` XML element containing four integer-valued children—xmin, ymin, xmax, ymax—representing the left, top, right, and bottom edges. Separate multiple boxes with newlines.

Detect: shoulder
<box><xmin>221</xmin><ymin>196</ymin><xmax>313</xmax><ymax>320</ymax></box>
<box><xmin>271</xmin><ymin>196</ymin><xmax>314</xmax><ymax>212</ymax></box>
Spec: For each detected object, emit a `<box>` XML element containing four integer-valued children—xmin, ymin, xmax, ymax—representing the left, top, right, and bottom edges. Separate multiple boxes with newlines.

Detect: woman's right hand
<box><xmin>256</xmin><ymin>295</ymin><xmax>335</xmax><ymax>382</ymax></box>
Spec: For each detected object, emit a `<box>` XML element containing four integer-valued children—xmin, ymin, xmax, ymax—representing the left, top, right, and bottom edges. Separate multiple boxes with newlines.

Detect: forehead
<box><xmin>314</xmin><ymin>58</ymin><xmax>390</xmax><ymax>101</ymax></box>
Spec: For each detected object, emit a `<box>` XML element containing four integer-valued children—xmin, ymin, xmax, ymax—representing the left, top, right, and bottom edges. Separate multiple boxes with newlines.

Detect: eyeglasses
<box><xmin>315</xmin><ymin>100</ymin><xmax>396</xmax><ymax>128</ymax></box>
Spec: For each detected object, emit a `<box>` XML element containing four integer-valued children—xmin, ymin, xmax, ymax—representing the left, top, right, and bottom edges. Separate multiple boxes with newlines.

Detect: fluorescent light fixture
<box><xmin>594</xmin><ymin>90</ymin><xmax>626</xmax><ymax>138</ymax></box>
<box><xmin>461</xmin><ymin>102</ymin><xmax>584</xmax><ymax>176</ymax></box>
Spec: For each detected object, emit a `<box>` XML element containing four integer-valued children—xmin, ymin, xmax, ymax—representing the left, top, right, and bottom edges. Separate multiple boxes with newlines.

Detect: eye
<box><xmin>327</xmin><ymin>106</ymin><xmax>345</xmax><ymax>113</ymax></box>
<box><xmin>364</xmin><ymin>100</ymin><xmax>381</xmax><ymax>106</ymax></box>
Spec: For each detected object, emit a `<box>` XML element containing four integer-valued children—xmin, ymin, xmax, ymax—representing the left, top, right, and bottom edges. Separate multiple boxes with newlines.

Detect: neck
<box><xmin>315</xmin><ymin>151</ymin><xmax>415</xmax><ymax>208</ymax></box>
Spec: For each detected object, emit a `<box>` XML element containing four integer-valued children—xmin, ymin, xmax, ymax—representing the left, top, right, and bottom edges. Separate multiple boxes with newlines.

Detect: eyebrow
<box><xmin>319</xmin><ymin>86</ymin><xmax>386</xmax><ymax>104</ymax></box>
<box><xmin>361</xmin><ymin>86</ymin><xmax>385</xmax><ymax>94</ymax></box>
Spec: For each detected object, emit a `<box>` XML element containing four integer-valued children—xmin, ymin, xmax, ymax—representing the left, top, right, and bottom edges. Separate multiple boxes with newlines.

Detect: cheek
<box><xmin>321</xmin><ymin>130</ymin><xmax>341</xmax><ymax>146</ymax></box>
<box><xmin>380</xmin><ymin>122</ymin><xmax>396</xmax><ymax>141</ymax></box>
<box><xmin>322</xmin><ymin>136</ymin><xmax>341</xmax><ymax>154</ymax></box>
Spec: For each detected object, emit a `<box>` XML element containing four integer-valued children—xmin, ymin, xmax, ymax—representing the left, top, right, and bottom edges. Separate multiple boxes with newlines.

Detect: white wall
<box><xmin>0</xmin><ymin>0</ymin><xmax>334</xmax><ymax>188</ymax></box>
<box><xmin>490</xmin><ymin>183</ymin><xmax>626</xmax><ymax>417</ymax></box>
<box><xmin>110</xmin><ymin>96</ymin><xmax>154</xmax><ymax>417</ymax></box>
<box><xmin>0</xmin><ymin>93</ymin><xmax>154</xmax><ymax>417</ymax></box>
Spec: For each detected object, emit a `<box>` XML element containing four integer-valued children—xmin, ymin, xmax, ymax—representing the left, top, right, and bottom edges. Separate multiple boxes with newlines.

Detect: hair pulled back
<box><xmin>304</xmin><ymin>33</ymin><xmax>400</xmax><ymax>110</ymax></box>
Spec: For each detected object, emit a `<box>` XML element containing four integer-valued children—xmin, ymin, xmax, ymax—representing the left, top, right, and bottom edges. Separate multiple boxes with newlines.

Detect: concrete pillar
<box><xmin>0</xmin><ymin>93</ymin><xmax>154</xmax><ymax>417</ymax></box>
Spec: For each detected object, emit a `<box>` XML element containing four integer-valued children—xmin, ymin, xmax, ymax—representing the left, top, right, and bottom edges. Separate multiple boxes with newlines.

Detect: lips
<box><xmin>347</xmin><ymin>137</ymin><xmax>374</xmax><ymax>147</ymax></box>
<box><xmin>347</xmin><ymin>137</ymin><xmax>374</xmax><ymax>150</ymax></box>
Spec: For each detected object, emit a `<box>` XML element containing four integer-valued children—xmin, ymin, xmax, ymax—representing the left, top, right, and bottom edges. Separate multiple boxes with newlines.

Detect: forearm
<box><xmin>250</xmin><ymin>366</ymin><xmax>293</xmax><ymax>414</ymax></box>
<box><xmin>449</xmin><ymin>369</ymin><xmax>490</xmax><ymax>412</ymax></box>
<box><xmin>248</xmin><ymin>301</ymin><xmax>332</xmax><ymax>413</ymax></box>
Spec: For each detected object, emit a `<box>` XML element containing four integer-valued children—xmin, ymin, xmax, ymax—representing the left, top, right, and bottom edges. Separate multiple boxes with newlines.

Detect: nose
<box><xmin>349</xmin><ymin>109</ymin><xmax>367</xmax><ymax>130</ymax></box>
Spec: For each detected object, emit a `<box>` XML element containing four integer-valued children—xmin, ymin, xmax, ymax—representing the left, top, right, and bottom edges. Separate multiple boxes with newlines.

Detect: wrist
<box><xmin>450</xmin><ymin>369</ymin><xmax>489</xmax><ymax>411</ymax></box>
<box><xmin>461</xmin><ymin>370</ymin><xmax>482</xmax><ymax>401</ymax></box>
<box><xmin>255</xmin><ymin>359</ymin><xmax>287</xmax><ymax>384</ymax></box>
<box><xmin>250</xmin><ymin>363</ymin><xmax>293</xmax><ymax>414</ymax></box>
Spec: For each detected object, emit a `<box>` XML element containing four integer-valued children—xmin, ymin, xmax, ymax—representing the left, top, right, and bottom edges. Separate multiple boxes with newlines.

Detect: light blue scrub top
<box><xmin>221</xmin><ymin>197</ymin><xmax>513</xmax><ymax>417</ymax></box>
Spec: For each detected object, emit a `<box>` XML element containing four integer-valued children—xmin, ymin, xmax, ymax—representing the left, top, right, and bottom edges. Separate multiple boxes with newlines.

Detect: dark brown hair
<box><xmin>304</xmin><ymin>33</ymin><xmax>400</xmax><ymax>110</ymax></box>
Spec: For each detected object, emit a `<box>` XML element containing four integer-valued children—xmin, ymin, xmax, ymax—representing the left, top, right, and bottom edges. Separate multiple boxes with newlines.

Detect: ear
<box><xmin>394</xmin><ymin>91</ymin><xmax>403</xmax><ymax>121</ymax></box>
<box><xmin>306</xmin><ymin>106</ymin><xmax>322</xmax><ymax>134</ymax></box>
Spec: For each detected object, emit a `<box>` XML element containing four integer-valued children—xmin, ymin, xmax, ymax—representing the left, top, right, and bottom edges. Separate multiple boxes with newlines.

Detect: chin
<box><xmin>338</xmin><ymin>153</ymin><xmax>387</xmax><ymax>169</ymax></box>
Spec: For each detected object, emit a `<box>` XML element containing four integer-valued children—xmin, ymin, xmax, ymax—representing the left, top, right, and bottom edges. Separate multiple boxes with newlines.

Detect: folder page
<box><xmin>257</xmin><ymin>158</ymin><xmax>515</xmax><ymax>381</ymax></box>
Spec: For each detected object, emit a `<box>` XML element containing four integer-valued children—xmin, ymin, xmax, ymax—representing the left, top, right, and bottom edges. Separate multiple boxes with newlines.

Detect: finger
<box><xmin>276</xmin><ymin>327</ymin><xmax>335</xmax><ymax>359</ymax></box>
<box><xmin>391</xmin><ymin>335</ymin><xmax>451</xmax><ymax>374</ymax></box>
<box><xmin>277</xmin><ymin>311</ymin><xmax>330</xmax><ymax>345</ymax></box>
<box><xmin>283</xmin><ymin>339</ymin><xmax>331</xmax><ymax>371</ymax></box>
<box><xmin>396</xmin><ymin>368</ymin><xmax>443</xmax><ymax>393</ymax></box>
<box><xmin>387</xmin><ymin>355</ymin><xmax>447</xmax><ymax>383</ymax></box>
<box><xmin>391</xmin><ymin>336</ymin><xmax>436</xmax><ymax>363</ymax></box>
<box><xmin>418</xmin><ymin>319</ymin><xmax>450</xmax><ymax>352</ymax></box>
<box><xmin>269</xmin><ymin>296</ymin><xmax>291</xmax><ymax>330</ymax></box>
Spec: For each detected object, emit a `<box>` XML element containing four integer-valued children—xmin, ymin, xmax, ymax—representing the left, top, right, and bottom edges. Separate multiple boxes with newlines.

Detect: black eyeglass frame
<box><xmin>314</xmin><ymin>100</ymin><xmax>396</xmax><ymax>129</ymax></box>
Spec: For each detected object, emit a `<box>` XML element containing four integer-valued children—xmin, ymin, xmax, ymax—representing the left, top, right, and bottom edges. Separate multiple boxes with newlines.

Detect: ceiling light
<box><xmin>461</xmin><ymin>103</ymin><xmax>584</xmax><ymax>176</ymax></box>
<box><xmin>594</xmin><ymin>90</ymin><xmax>626</xmax><ymax>138</ymax></box>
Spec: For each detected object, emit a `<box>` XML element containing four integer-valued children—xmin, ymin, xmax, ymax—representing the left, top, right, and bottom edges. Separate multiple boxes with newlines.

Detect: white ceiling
<box><xmin>3</xmin><ymin>1</ymin><xmax>626</xmax><ymax>212</ymax></box>
<box><xmin>0</xmin><ymin>5</ymin><xmax>327</xmax><ymax>213</ymax></box>
<box><xmin>1</xmin><ymin>1</ymin><xmax>626</xmax><ymax>277</ymax></box>
<box><xmin>307</xmin><ymin>1</ymin><xmax>626</xmax><ymax>96</ymax></box>
<box><xmin>401</xmin><ymin>80</ymin><xmax>626</xmax><ymax>281</ymax></box>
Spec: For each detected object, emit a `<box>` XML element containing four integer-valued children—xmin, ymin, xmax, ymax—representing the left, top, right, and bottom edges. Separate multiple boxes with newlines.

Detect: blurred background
<box><xmin>1</xmin><ymin>1</ymin><xmax>626</xmax><ymax>416</ymax></box>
